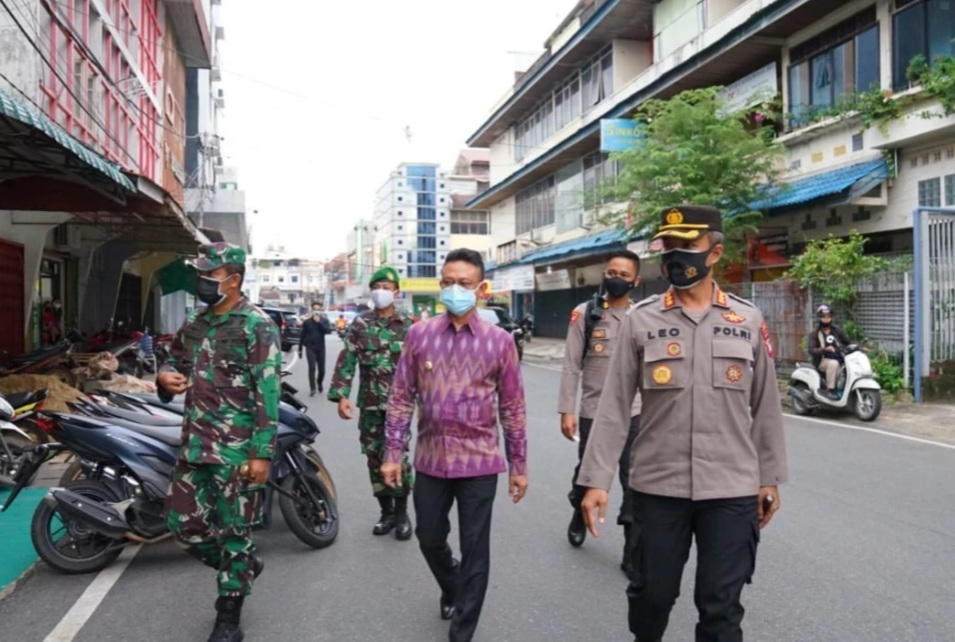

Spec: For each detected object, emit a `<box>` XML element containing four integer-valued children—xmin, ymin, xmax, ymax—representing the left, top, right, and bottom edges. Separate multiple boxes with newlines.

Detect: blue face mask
<box><xmin>440</xmin><ymin>284</ymin><xmax>477</xmax><ymax>317</ymax></box>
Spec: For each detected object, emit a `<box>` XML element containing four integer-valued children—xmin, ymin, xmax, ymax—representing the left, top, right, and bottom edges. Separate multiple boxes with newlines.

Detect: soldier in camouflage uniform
<box><xmin>328</xmin><ymin>266</ymin><xmax>415</xmax><ymax>540</ymax></box>
<box><xmin>158</xmin><ymin>242</ymin><xmax>282</xmax><ymax>642</ymax></box>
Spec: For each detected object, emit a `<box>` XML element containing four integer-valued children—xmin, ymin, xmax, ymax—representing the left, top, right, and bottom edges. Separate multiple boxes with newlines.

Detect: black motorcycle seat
<box><xmin>10</xmin><ymin>345</ymin><xmax>65</xmax><ymax>365</ymax></box>
<box><xmin>126</xmin><ymin>392</ymin><xmax>185</xmax><ymax>414</ymax></box>
<box><xmin>4</xmin><ymin>389</ymin><xmax>46</xmax><ymax>408</ymax></box>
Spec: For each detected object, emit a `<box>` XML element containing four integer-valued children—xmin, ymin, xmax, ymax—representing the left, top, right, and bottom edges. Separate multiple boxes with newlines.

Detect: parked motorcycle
<box><xmin>2</xmin><ymin>375</ymin><xmax>339</xmax><ymax>575</ymax></box>
<box><xmin>0</xmin><ymin>340</ymin><xmax>77</xmax><ymax>388</ymax></box>
<box><xmin>0</xmin><ymin>395</ymin><xmax>38</xmax><ymax>486</ymax></box>
<box><xmin>519</xmin><ymin>314</ymin><xmax>534</xmax><ymax>343</ymax></box>
<box><xmin>6</xmin><ymin>389</ymin><xmax>52</xmax><ymax>443</ymax></box>
<box><xmin>788</xmin><ymin>344</ymin><xmax>882</xmax><ymax>421</ymax></box>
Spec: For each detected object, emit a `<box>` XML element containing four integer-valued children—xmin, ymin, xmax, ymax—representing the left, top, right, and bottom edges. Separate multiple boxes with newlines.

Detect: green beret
<box><xmin>188</xmin><ymin>242</ymin><xmax>247</xmax><ymax>271</ymax></box>
<box><xmin>369</xmin><ymin>266</ymin><xmax>400</xmax><ymax>288</ymax></box>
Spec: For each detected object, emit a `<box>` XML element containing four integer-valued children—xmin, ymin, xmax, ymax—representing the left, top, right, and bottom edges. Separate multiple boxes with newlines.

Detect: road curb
<box><xmin>0</xmin><ymin>560</ymin><xmax>38</xmax><ymax>605</ymax></box>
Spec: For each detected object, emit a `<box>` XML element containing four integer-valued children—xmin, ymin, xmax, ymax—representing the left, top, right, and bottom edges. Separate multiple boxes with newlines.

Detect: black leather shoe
<box><xmin>440</xmin><ymin>594</ymin><xmax>455</xmax><ymax>621</ymax></box>
<box><xmin>208</xmin><ymin>620</ymin><xmax>244</xmax><ymax>642</ymax></box>
<box><xmin>395</xmin><ymin>511</ymin><xmax>412</xmax><ymax>541</ymax></box>
<box><xmin>567</xmin><ymin>509</ymin><xmax>586</xmax><ymax>547</ymax></box>
<box><xmin>318</xmin><ymin>383</ymin><xmax>324</xmax><ymax>393</ymax></box>
<box><xmin>309</xmin><ymin>390</ymin><xmax>316</xmax><ymax>397</ymax></box>
<box><xmin>373</xmin><ymin>512</ymin><xmax>396</xmax><ymax>535</ymax></box>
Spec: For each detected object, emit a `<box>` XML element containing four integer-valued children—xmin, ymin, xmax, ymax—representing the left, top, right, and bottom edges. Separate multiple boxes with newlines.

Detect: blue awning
<box><xmin>518</xmin><ymin>228</ymin><xmax>627</xmax><ymax>266</ymax></box>
<box><xmin>754</xmin><ymin>158</ymin><xmax>890</xmax><ymax>212</ymax></box>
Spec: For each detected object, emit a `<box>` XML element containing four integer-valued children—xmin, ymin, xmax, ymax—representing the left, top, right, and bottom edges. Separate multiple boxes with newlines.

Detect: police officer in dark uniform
<box><xmin>578</xmin><ymin>205</ymin><xmax>788</xmax><ymax>642</ymax></box>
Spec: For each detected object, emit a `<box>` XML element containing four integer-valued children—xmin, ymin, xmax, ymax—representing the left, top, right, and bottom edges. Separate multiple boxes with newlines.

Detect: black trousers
<box><xmin>627</xmin><ymin>492</ymin><xmax>759</xmax><ymax>642</ymax></box>
<box><xmin>304</xmin><ymin>345</ymin><xmax>325</xmax><ymax>392</ymax></box>
<box><xmin>571</xmin><ymin>415</ymin><xmax>641</xmax><ymax>524</ymax></box>
<box><xmin>414</xmin><ymin>472</ymin><xmax>498</xmax><ymax>642</ymax></box>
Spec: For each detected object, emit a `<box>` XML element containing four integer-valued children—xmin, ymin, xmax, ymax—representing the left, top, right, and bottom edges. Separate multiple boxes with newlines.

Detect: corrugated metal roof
<box><xmin>755</xmin><ymin>158</ymin><xmax>889</xmax><ymax>212</ymax></box>
<box><xmin>519</xmin><ymin>228</ymin><xmax>627</xmax><ymax>265</ymax></box>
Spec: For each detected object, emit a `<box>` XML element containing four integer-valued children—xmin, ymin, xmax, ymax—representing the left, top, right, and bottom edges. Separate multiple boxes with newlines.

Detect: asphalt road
<box><xmin>1</xmin><ymin>340</ymin><xmax>954</xmax><ymax>642</ymax></box>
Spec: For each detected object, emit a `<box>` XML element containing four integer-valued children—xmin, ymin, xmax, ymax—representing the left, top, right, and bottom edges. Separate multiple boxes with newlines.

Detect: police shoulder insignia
<box><xmin>652</xmin><ymin>364</ymin><xmax>673</xmax><ymax>385</ymax></box>
<box><xmin>662</xmin><ymin>290</ymin><xmax>677</xmax><ymax>310</ymax></box>
<box><xmin>715</xmin><ymin>289</ymin><xmax>729</xmax><ymax>308</ymax></box>
<box><xmin>666</xmin><ymin>342</ymin><xmax>681</xmax><ymax>357</ymax></box>
<box><xmin>725</xmin><ymin>364</ymin><xmax>744</xmax><ymax>383</ymax></box>
<box><xmin>722</xmin><ymin>310</ymin><xmax>746</xmax><ymax>324</ymax></box>
<box><xmin>570</xmin><ymin>309</ymin><xmax>582</xmax><ymax>325</ymax></box>
<box><xmin>760</xmin><ymin>321</ymin><xmax>776</xmax><ymax>360</ymax></box>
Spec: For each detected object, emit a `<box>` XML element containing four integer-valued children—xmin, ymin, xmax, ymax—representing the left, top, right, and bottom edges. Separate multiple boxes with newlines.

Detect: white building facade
<box><xmin>246</xmin><ymin>245</ymin><xmax>325</xmax><ymax>309</ymax></box>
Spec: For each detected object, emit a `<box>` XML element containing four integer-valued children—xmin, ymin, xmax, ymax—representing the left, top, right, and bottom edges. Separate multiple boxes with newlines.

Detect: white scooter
<box><xmin>788</xmin><ymin>344</ymin><xmax>882</xmax><ymax>421</ymax></box>
<box><xmin>0</xmin><ymin>396</ymin><xmax>37</xmax><ymax>486</ymax></box>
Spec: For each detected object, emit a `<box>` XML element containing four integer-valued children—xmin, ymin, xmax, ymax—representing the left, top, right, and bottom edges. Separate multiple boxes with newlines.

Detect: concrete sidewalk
<box><xmin>523</xmin><ymin>336</ymin><xmax>955</xmax><ymax>444</ymax></box>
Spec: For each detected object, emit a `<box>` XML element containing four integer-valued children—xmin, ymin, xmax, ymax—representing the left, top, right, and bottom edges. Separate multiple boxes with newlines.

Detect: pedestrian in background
<box><xmin>579</xmin><ymin>205</ymin><xmax>787</xmax><ymax>642</ymax></box>
<box><xmin>382</xmin><ymin>248</ymin><xmax>528</xmax><ymax>642</ymax></box>
<box><xmin>559</xmin><ymin>249</ymin><xmax>642</xmax><ymax>577</ymax></box>
<box><xmin>299</xmin><ymin>301</ymin><xmax>332</xmax><ymax>396</ymax></box>
<box><xmin>158</xmin><ymin>243</ymin><xmax>282</xmax><ymax>642</ymax></box>
<box><xmin>328</xmin><ymin>267</ymin><xmax>415</xmax><ymax>540</ymax></box>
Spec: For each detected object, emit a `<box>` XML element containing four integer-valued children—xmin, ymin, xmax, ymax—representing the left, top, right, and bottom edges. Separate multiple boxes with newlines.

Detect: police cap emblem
<box><xmin>665</xmin><ymin>209</ymin><xmax>684</xmax><ymax>225</ymax></box>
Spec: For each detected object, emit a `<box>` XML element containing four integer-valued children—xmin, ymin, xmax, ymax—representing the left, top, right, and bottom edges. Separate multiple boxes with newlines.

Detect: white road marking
<box><xmin>785</xmin><ymin>413</ymin><xmax>955</xmax><ymax>450</ymax></box>
<box><xmin>522</xmin><ymin>361</ymin><xmax>955</xmax><ymax>451</ymax></box>
<box><xmin>43</xmin><ymin>544</ymin><xmax>143</xmax><ymax>642</ymax></box>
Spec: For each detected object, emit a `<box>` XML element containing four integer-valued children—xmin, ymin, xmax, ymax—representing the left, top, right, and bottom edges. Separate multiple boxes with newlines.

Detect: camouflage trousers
<box><xmin>359</xmin><ymin>409</ymin><xmax>413</xmax><ymax>497</ymax></box>
<box><xmin>164</xmin><ymin>460</ymin><xmax>264</xmax><ymax>597</ymax></box>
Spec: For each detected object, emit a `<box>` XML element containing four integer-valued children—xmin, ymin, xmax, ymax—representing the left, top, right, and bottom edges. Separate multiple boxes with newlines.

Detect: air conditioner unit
<box><xmin>52</xmin><ymin>224</ymin><xmax>81</xmax><ymax>251</ymax></box>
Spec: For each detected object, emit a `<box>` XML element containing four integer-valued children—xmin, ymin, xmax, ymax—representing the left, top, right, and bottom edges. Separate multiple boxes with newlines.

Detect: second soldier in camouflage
<box><xmin>328</xmin><ymin>266</ymin><xmax>415</xmax><ymax>540</ymax></box>
<box><xmin>158</xmin><ymin>242</ymin><xmax>282</xmax><ymax>642</ymax></box>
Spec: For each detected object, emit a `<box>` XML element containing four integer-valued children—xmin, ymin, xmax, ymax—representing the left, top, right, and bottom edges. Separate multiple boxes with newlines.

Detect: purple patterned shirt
<box><xmin>384</xmin><ymin>312</ymin><xmax>528</xmax><ymax>479</ymax></box>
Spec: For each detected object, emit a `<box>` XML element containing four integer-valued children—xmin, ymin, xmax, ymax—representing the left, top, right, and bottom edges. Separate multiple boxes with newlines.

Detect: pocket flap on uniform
<box><xmin>712</xmin><ymin>339</ymin><xmax>753</xmax><ymax>362</ymax></box>
<box><xmin>645</xmin><ymin>339</ymin><xmax>685</xmax><ymax>363</ymax></box>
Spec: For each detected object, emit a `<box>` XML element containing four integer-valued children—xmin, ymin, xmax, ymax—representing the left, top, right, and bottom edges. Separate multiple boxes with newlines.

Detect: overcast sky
<box><xmin>218</xmin><ymin>0</ymin><xmax>579</xmax><ymax>261</ymax></box>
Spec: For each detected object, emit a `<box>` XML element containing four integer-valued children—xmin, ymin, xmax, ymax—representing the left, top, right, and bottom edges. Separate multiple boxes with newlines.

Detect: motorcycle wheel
<box><xmin>31</xmin><ymin>480</ymin><xmax>124</xmax><ymax>574</ymax></box>
<box><xmin>0</xmin><ymin>433</ymin><xmax>36</xmax><ymax>486</ymax></box>
<box><xmin>278</xmin><ymin>472</ymin><xmax>339</xmax><ymax>549</ymax></box>
<box><xmin>789</xmin><ymin>382</ymin><xmax>814</xmax><ymax>416</ymax></box>
<box><xmin>303</xmin><ymin>448</ymin><xmax>336</xmax><ymax>501</ymax></box>
<box><xmin>853</xmin><ymin>389</ymin><xmax>882</xmax><ymax>422</ymax></box>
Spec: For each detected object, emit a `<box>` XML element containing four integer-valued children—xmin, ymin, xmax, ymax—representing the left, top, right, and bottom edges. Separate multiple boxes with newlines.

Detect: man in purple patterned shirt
<box><xmin>382</xmin><ymin>248</ymin><xmax>529</xmax><ymax>642</ymax></box>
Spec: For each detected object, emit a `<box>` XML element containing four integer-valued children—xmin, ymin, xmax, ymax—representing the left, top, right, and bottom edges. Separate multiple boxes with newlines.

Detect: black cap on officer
<box><xmin>651</xmin><ymin>205</ymin><xmax>723</xmax><ymax>241</ymax></box>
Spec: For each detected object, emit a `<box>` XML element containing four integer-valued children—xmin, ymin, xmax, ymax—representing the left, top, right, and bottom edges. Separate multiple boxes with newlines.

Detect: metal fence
<box><xmin>727</xmin><ymin>274</ymin><xmax>914</xmax><ymax>385</ymax></box>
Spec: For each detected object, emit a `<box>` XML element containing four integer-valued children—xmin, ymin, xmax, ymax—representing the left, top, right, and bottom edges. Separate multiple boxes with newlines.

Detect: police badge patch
<box><xmin>726</xmin><ymin>364</ymin><xmax>744</xmax><ymax>382</ymax></box>
<box><xmin>652</xmin><ymin>365</ymin><xmax>673</xmax><ymax>385</ymax></box>
<box><xmin>666</xmin><ymin>342</ymin><xmax>681</xmax><ymax>357</ymax></box>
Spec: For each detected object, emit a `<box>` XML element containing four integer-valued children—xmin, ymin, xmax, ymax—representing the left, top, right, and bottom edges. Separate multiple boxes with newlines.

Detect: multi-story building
<box><xmin>246</xmin><ymin>245</ymin><xmax>325</xmax><ymax>309</ymax></box>
<box><xmin>374</xmin><ymin>163</ymin><xmax>452</xmax><ymax>316</ymax></box>
<box><xmin>449</xmin><ymin>149</ymin><xmax>492</xmax><ymax>258</ymax></box>
<box><xmin>184</xmin><ymin>0</ymin><xmax>247</xmax><ymax>250</ymax></box>
<box><xmin>0</xmin><ymin>0</ymin><xmax>210</xmax><ymax>351</ymax></box>
<box><xmin>465</xmin><ymin>0</ymin><xmax>955</xmax><ymax>337</ymax></box>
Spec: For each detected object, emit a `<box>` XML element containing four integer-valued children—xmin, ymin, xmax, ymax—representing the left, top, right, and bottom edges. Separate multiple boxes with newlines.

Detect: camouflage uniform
<box><xmin>160</xmin><ymin>244</ymin><xmax>282</xmax><ymax>598</ymax></box>
<box><xmin>328</xmin><ymin>310</ymin><xmax>414</xmax><ymax>497</ymax></box>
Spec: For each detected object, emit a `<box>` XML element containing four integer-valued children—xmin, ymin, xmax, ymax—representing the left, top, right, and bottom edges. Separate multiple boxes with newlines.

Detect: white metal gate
<box><xmin>913</xmin><ymin>207</ymin><xmax>955</xmax><ymax>402</ymax></box>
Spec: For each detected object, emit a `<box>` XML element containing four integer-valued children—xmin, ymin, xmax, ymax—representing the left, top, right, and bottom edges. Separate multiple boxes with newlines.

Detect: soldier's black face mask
<box><xmin>661</xmin><ymin>247</ymin><xmax>714</xmax><ymax>290</ymax></box>
<box><xmin>196</xmin><ymin>274</ymin><xmax>235</xmax><ymax>306</ymax></box>
<box><xmin>602</xmin><ymin>276</ymin><xmax>635</xmax><ymax>299</ymax></box>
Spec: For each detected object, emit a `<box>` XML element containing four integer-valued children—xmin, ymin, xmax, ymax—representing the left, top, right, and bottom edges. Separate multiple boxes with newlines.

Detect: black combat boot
<box><xmin>394</xmin><ymin>495</ymin><xmax>413</xmax><ymax>541</ymax></box>
<box><xmin>567</xmin><ymin>491</ymin><xmax>586</xmax><ymax>547</ymax></box>
<box><xmin>373</xmin><ymin>496</ymin><xmax>396</xmax><ymax>535</ymax></box>
<box><xmin>208</xmin><ymin>596</ymin><xmax>244</xmax><ymax>642</ymax></box>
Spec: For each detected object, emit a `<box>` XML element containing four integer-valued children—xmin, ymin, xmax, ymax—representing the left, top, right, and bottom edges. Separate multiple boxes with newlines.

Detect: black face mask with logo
<box><xmin>661</xmin><ymin>248</ymin><xmax>713</xmax><ymax>290</ymax></box>
<box><xmin>602</xmin><ymin>276</ymin><xmax>636</xmax><ymax>299</ymax></box>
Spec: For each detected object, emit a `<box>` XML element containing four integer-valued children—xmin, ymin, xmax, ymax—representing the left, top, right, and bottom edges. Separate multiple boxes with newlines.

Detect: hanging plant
<box><xmin>906</xmin><ymin>53</ymin><xmax>955</xmax><ymax>117</ymax></box>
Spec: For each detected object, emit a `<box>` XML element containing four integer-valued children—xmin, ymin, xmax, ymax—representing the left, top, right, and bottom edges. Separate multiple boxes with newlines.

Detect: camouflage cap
<box><xmin>651</xmin><ymin>205</ymin><xmax>723</xmax><ymax>241</ymax></box>
<box><xmin>188</xmin><ymin>242</ymin><xmax>247</xmax><ymax>271</ymax></box>
<box><xmin>369</xmin><ymin>266</ymin><xmax>400</xmax><ymax>288</ymax></box>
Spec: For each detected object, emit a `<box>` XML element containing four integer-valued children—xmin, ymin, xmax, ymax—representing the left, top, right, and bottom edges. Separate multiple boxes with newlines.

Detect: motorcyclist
<box><xmin>807</xmin><ymin>305</ymin><xmax>852</xmax><ymax>399</ymax></box>
<box><xmin>335</xmin><ymin>314</ymin><xmax>347</xmax><ymax>335</ymax></box>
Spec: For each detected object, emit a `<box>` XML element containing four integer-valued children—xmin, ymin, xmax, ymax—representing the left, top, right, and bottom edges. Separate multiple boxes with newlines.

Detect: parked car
<box><xmin>477</xmin><ymin>306</ymin><xmax>525</xmax><ymax>361</ymax></box>
<box><xmin>261</xmin><ymin>307</ymin><xmax>303</xmax><ymax>352</ymax></box>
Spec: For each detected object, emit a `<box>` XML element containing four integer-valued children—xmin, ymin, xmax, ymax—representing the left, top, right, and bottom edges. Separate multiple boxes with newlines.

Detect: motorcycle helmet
<box><xmin>816</xmin><ymin>304</ymin><xmax>833</xmax><ymax>318</ymax></box>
